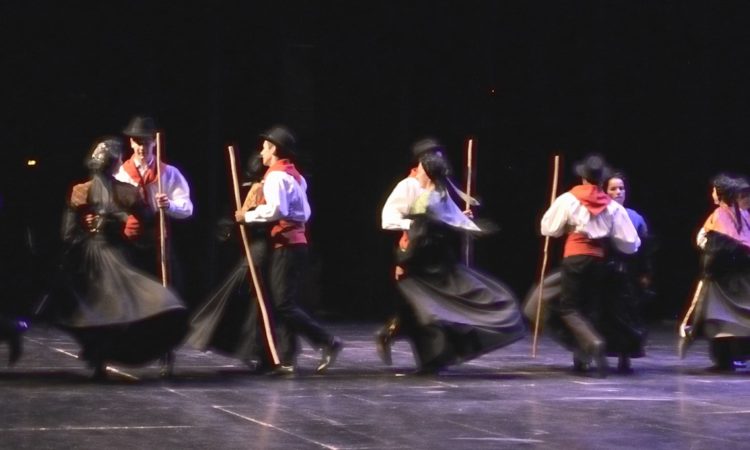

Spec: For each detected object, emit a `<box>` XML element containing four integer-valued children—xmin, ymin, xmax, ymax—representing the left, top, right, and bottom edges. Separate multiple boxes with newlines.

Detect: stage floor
<box><xmin>1</xmin><ymin>322</ymin><xmax>747</xmax><ymax>449</ymax></box>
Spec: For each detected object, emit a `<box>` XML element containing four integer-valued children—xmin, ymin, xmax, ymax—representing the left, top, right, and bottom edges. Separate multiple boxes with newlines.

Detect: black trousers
<box><xmin>558</xmin><ymin>255</ymin><xmax>606</xmax><ymax>317</ymax></box>
<box><xmin>555</xmin><ymin>254</ymin><xmax>607</xmax><ymax>353</ymax></box>
<box><xmin>269</xmin><ymin>244</ymin><xmax>331</xmax><ymax>365</ymax></box>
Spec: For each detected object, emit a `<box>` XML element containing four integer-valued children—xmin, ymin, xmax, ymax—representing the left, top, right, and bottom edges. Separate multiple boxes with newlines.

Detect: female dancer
<box><xmin>187</xmin><ymin>153</ymin><xmax>273</xmax><ymax>371</ymax></box>
<box><xmin>600</xmin><ymin>171</ymin><xmax>653</xmax><ymax>372</ymax></box>
<box><xmin>396</xmin><ymin>152</ymin><xmax>525</xmax><ymax>374</ymax></box>
<box><xmin>687</xmin><ymin>174</ymin><xmax>750</xmax><ymax>370</ymax></box>
<box><xmin>42</xmin><ymin>138</ymin><xmax>187</xmax><ymax>378</ymax></box>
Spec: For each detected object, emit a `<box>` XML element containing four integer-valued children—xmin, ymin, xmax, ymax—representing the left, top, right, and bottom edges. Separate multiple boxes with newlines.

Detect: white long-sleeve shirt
<box><xmin>115</xmin><ymin>162</ymin><xmax>193</xmax><ymax>219</ymax></box>
<box><xmin>243</xmin><ymin>170</ymin><xmax>311</xmax><ymax>223</ymax></box>
<box><xmin>541</xmin><ymin>191</ymin><xmax>640</xmax><ymax>254</ymax></box>
<box><xmin>381</xmin><ymin>175</ymin><xmax>423</xmax><ymax>230</ymax></box>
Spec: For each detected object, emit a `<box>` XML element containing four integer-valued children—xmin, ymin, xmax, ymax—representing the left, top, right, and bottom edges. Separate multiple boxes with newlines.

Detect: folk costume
<box><xmin>240</xmin><ymin>126</ymin><xmax>341</xmax><ymax>373</ymax></box>
<box><xmin>42</xmin><ymin>139</ymin><xmax>187</xmax><ymax>376</ymax></box>
<box><xmin>688</xmin><ymin>176</ymin><xmax>750</xmax><ymax>369</ymax></box>
<box><xmin>187</xmin><ymin>155</ymin><xmax>272</xmax><ymax>367</ymax></box>
<box><xmin>114</xmin><ymin>116</ymin><xmax>193</xmax><ymax>284</ymax></box>
<box><xmin>376</xmin><ymin>138</ymin><xmax>443</xmax><ymax>364</ymax></box>
<box><xmin>540</xmin><ymin>155</ymin><xmax>640</xmax><ymax>376</ymax></box>
<box><xmin>598</xmin><ymin>206</ymin><xmax>653</xmax><ymax>369</ymax></box>
<box><xmin>396</xmin><ymin>153</ymin><xmax>525</xmax><ymax>374</ymax></box>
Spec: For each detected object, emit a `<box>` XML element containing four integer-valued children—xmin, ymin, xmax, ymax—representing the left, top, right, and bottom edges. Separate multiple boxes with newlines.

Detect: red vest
<box><xmin>263</xmin><ymin>160</ymin><xmax>307</xmax><ymax>248</ymax></box>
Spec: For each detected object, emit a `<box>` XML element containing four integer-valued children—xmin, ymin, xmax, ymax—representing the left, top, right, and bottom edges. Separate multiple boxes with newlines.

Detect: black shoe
<box><xmin>92</xmin><ymin>363</ymin><xmax>108</xmax><ymax>381</ymax></box>
<box><xmin>617</xmin><ymin>355</ymin><xmax>633</xmax><ymax>374</ymax></box>
<box><xmin>316</xmin><ymin>338</ymin><xmax>343</xmax><ymax>373</ymax></box>
<box><xmin>269</xmin><ymin>364</ymin><xmax>296</xmax><ymax>377</ymax></box>
<box><xmin>245</xmin><ymin>359</ymin><xmax>273</xmax><ymax>374</ymax></box>
<box><xmin>590</xmin><ymin>343</ymin><xmax>609</xmax><ymax>378</ymax></box>
<box><xmin>159</xmin><ymin>352</ymin><xmax>175</xmax><ymax>378</ymax></box>
<box><xmin>572</xmin><ymin>350</ymin><xmax>591</xmax><ymax>373</ymax></box>
<box><xmin>7</xmin><ymin>320</ymin><xmax>28</xmax><ymax>366</ymax></box>
<box><xmin>707</xmin><ymin>363</ymin><xmax>735</xmax><ymax>373</ymax></box>
<box><xmin>374</xmin><ymin>329</ymin><xmax>393</xmax><ymax>366</ymax></box>
<box><xmin>413</xmin><ymin>362</ymin><xmax>443</xmax><ymax>376</ymax></box>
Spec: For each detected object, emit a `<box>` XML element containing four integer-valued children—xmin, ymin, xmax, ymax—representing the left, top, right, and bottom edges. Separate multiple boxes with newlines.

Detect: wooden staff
<box><xmin>679</xmin><ymin>279</ymin><xmax>704</xmax><ymax>339</ymax></box>
<box><xmin>228</xmin><ymin>146</ymin><xmax>280</xmax><ymax>365</ymax></box>
<box><xmin>156</xmin><ymin>132</ymin><xmax>168</xmax><ymax>287</ymax></box>
<box><xmin>532</xmin><ymin>154</ymin><xmax>560</xmax><ymax>357</ymax></box>
<box><xmin>463</xmin><ymin>138</ymin><xmax>474</xmax><ymax>266</ymax></box>
<box><xmin>677</xmin><ymin>279</ymin><xmax>704</xmax><ymax>358</ymax></box>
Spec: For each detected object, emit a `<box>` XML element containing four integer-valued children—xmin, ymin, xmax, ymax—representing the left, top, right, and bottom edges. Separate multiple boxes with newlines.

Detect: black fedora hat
<box><xmin>123</xmin><ymin>116</ymin><xmax>158</xmax><ymax>139</ymax></box>
<box><xmin>260</xmin><ymin>125</ymin><xmax>296</xmax><ymax>152</ymax></box>
<box><xmin>574</xmin><ymin>154</ymin><xmax>608</xmax><ymax>184</ymax></box>
<box><xmin>411</xmin><ymin>137</ymin><xmax>445</xmax><ymax>159</ymax></box>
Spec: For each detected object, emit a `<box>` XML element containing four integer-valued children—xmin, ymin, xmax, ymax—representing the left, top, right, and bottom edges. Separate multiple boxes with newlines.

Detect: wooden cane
<box><xmin>679</xmin><ymin>279</ymin><xmax>704</xmax><ymax>338</ymax></box>
<box><xmin>532</xmin><ymin>154</ymin><xmax>560</xmax><ymax>357</ymax></box>
<box><xmin>156</xmin><ymin>132</ymin><xmax>168</xmax><ymax>287</ymax></box>
<box><xmin>463</xmin><ymin>138</ymin><xmax>474</xmax><ymax>266</ymax></box>
<box><xmin>228</xmin><ymin>146</ymin><xmax>280</xmax><ymax>365</ymax></box>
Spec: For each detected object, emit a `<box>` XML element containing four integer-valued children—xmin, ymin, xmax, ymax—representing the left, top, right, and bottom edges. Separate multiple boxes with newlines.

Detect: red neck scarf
<box><xmin>122</xmin><ymin>157</ymin><xmax>166</xmax><ymax>201</ymax></box>
<box><xmin>265</xmin><ymin>159</ymin><xmax>302</xmax><ymax>184</ymax></box>
<box><xmin>570</xmin><ymin>184</ymin><xmax>611</xmax><ymax>216</ymax></box>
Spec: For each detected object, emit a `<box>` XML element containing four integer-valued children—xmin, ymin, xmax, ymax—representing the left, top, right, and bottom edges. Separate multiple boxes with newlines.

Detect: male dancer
<box><xmin>376</xmin><ymin>138</ymin><xmax>445</xmax><ymax>364</ymax></box>
<box><xmin>540</xmin><ymin>154</ymin><xmax>640</xmax><ymax>377</ymax></box>
<box><xmin>115</xmin><ymin>116</ymin><xmax>193</xmax><ymax>278</ymax></box>
<box><xmin>236</xmin><ymin>126</ymin><xmax>342</xmax><ymax>374</ymax></box>
<box><xmin>115</xmin><ymin>116</ymin><xmax>193</xmax><ymax>375</ymax></box>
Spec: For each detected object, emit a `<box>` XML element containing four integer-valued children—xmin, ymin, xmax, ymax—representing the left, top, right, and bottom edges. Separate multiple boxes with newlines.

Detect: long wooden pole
<box><xmin>156</xmin><ymin>132</ymin><xmax>168</xmax><ymax>287</ymax></box>
<box><xmin>679</xmin><ymin>279</ymin><xmax>704</xmax><ymax>338</ymax></box>
<box><xmin>532</xmin><ymin>154</ymin><xmax>560</xmax><ymax>357</ymax></box>
<box><xmin>228</xmin><ymin>146</ymin><xmax>280</xmax><ymax>365</ymax></box>
<box><xmin>463</xmin><ymin>138</ymin><xmax>474</xmax><ymax>266</ymax></box>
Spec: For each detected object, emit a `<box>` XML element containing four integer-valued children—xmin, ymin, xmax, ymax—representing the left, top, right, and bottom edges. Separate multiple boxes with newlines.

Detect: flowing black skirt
<box><xmin>186</xmin><ymin>228</ymin><xmax>270</xmax><ymax>363</ymax></box>
<box><xmin>397</xmin><ymin>265</ymin><xmax>525</xmax><ymax>368</ymax></box>
<box><xmin>43</xmin><ymin>236</ymin><xmax>187</xmax><ymax>365</ymax></box>
<box><xmin>186</xmin><ymin>259</ymin><xmax>269</xmax><ymax>362</ymax></box>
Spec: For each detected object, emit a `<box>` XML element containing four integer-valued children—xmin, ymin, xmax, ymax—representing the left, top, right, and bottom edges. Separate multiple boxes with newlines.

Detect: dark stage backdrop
<box><xmin>2</xmin><ymin>1</ymin><xmax>749</xmax><ymax>323</ymax></box>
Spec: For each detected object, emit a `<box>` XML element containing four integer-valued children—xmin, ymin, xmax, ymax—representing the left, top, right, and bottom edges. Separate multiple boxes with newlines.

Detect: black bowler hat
<box><xmin>411</xmin><ymin>137</ymin><xmax>445</xmax><ymax>159</ymax></box>
<box><xmin>123</xmin><ymin>116</ymin><xmax>158</xmax><ymax>138</ymax></box>
<box><xmin>260</xmin><ymin>125</ymin><xmax>296</xmax><ymax>152</ymax></box>
<box><xmin>574</xmin><ymin>154</ymin><xmax>608</xmax><ymax>184</ymax></box>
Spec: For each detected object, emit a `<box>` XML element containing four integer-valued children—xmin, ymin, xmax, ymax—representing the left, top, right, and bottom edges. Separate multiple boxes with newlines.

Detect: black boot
<box><xmin>160</xmin><ymin>352</ymin><xmax>175</xmax><ymax>378</ymax></box>
<box><xmin>572</xmin><ymin>349</ymin><xmax>591</xmax><ymax>373</ymax></box>
<box><xmin>317</xmin><ymin>337</ymin><xmax>343</xmax><ymax>373</ymax></box>
<box><xmin>8</xmin><ymin>320</ymin><xmax>28</xmax><ymax>366</ymax></box>
<box><xmin>561</xmin><ymin>312</ymin><xmax>608</xmax><ymax>378</ymax></box>
<box><xmin>91</xmin><ymin>362</ymin><xmax>108</xmax><ymax>381</ymax></box>
<box><xmin>709</xmin><ymin>338</ymin><xmax>735</xmax><ymax>372</ymax></box>
<box><xmin>374</xmin><ymin>318</ymin><xmax>399</xmax><ymax>365</ymax></box>
<box><xmin>617</xmin><ymin>354</ymin><xmax>633</xmax><ymax>374</ymax></box>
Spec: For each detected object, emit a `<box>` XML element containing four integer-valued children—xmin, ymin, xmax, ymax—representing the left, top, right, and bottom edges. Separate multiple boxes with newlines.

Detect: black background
<box><xmin>2</xmin><ymin>1</ymin><xmax>749</xmax><ymax>322</ymax></box>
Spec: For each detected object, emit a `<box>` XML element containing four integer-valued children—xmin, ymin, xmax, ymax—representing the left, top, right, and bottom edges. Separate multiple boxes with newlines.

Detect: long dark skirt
<box><xmin>187</xmin><ymin>227</ymin><xmax>272</xmax><ymax>364</ymax></box>
<box><xmin>44</xmin><ymin>235</ymin><xmax>187</xmax><ymax>366</ymax></box>
<box><xmin>397</xmin><ymin>265</ymin><xmax>525</xmax><ymax>369</ymax></box>
<box><xmin>187</xmin><ymin>259</ymin><xmax>270</xmax><ymax>363</ymax></box>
